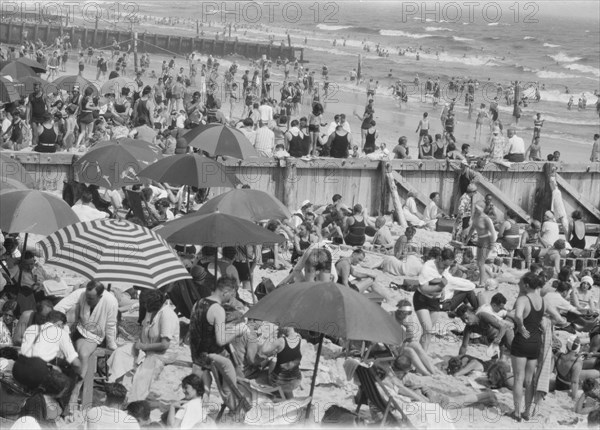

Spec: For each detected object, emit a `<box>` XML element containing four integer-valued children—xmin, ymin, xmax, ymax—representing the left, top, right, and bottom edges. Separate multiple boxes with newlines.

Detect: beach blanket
<box><xmin>534</xmin><ymin>316</ymin><xmax>553</xmax><ymax>396</ymax></box>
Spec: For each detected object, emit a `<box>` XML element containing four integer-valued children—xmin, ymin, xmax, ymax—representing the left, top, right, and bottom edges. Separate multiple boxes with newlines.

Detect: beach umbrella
<box><xmin>74</xmin><ymin>139</ymin><xmax>162</xmax><ymax>189</ymax></box>
<box><xmin>100</xmin><ymin>76</ymin><xmax>137</xmax><ymax>96</ymax></box>
<box><xmin>17</xmin><ymin>75</ymin><xmax>53</xmax><ymax>96</ymax></box>
<box><xmin>138</xmin><ymin>153</ymin><xmax>238</xmax><ymax>189</ymax></box>
<box><xmin>245</xmin><ymin>281</ymin><xmax>405</xmax><ymax>418</ymax></box>
<box><xmin>39</xmin><ymin>219</ymin><xmax>191</xmax><ymax>290</ymax></box>
<box><xmin>0</xmin><ymin>189</ymin><xmax>79</xmax><ymax>235</ymax></box>
<box><xmin>52</xmin><ymin>75</ymin><xmax>98</xmax><ymax>96</ymax></box>
<box><xmin>183</xmin><ymin>124</ymin><xmax>259</xmax><ymax>159</ymax></box>
<box><xmin>194</xmin><ymin>189</ymin><xmax>291</xmax><ymax>221</ymax></box>
<box><xmin>15</xmin><ymin>57</ymin><xmax>46</xmax><ymax>74</ymax></box>
<box><xmin>0</xmin><ymin>152</ymin><xmax>35</xmax><ymax>188</ymax></box>
<box><xmin>0</xmin><ymin>77</ymin><xmax>21</xmax><ymax>103</ymax></box>
<box><xmin>0</xmin><ymin>177</ymin><xmax>29</xmax><ymax>192</ymax></box>
<box><xmin>0</xmin><ymin>62</ymin><xmax>37</xmax><ymax>80</ymax></box>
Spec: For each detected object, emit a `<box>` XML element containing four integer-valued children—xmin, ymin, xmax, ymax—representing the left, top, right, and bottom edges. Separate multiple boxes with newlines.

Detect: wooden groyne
<box><xmin>2</xmin><ymin>151</ymin><xmax>599</xmax><ymax>230</ymax></box>
<box><xmin>0</xmin><ymin>21</ymin><xmax>304</xmax><ymax>62</ymax></box>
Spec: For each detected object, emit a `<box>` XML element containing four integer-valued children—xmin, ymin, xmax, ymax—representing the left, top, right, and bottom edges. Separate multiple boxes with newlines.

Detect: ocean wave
<box><xmin>548</xmin><ymin>52</ymin><xmax>583</xmax><ymax>63</ymax></box>
<box><xmin>536</xmin><ymin>70</ymin><xmax>581</xmax><ymax>79</ymax></box>
<box><xmin>483</xmin><ymin>36</ymin><xmax>501</xmax><ymax>41</ymax></box>
<box><xmin>453</xmin><ymin>36</ymin><xmax>474</xmax><ymax>42</ymax></box>
<box><xmin>542</xmin><ymin>115</ymin><xmax>600</xmax><ymax>127</ymax></box>
<box><xmin>523</xmin><ymin>36</ymin><xmax>536</xmax><ymax>40</ymax></box>
<box><xmin>425</xmin><ymin>27</ymin><xmax>453</xmax><ymax>32</ymax></box>
<box><xmin>316</xmin><ymin>24</ymin><xmax>353</xmax><ymax>31</ymax></box>
<box><xmin>563</xmin><ymin>63</ymin><xmax>600</xmax><ymax>77</ymax></box>
<box><xmin>487</xmin><ymin>22</ymin><xmax>499</xmax><ymax>26</ymax></box>
<box><xmin>539</xmin><ymin>89</ymin><xmax>598</xmax><ymax>104</ymax></box>
<box><xmin>379</xmin><ymin>29</ymin><xmax>433</xmax><ymax>39</ymax></box>
<box><xmin>543</xmin><ymin>43</ymin><xmax>561</xmax><ymax>48</ymax></box>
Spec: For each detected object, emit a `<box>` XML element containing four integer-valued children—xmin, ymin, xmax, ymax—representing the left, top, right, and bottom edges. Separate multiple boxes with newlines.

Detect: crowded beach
<box><xmin>1</xmin><ymin>10</ymin><xmax>600</xmax><ymax>430</ymax></box>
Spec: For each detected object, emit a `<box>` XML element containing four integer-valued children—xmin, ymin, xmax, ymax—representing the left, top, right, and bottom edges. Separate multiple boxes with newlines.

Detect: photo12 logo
<box><xmin>198</xmin><ymin>1</ymin><xmax>340</xmax><ymax>24</ymax></box>
<box><xmin>400</xmin><ymin>1</ymin><xmax>540</xmax><ymax>24</ymax></box>
<box><xmin>1</xmin><ymin>1</ymin><xmax>140</xmax><ymax>24</ymax></box>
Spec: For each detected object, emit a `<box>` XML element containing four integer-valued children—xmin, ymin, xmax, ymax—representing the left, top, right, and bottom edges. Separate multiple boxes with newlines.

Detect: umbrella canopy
<box><xmin>0</xmin><ymin>76</ymin><xmax>21</xmax><ymax>103</ymax></box>
<box><xmin>100</xmin><ymin>77</ymin><xmax>137</xmax><ymax>96</ymax></box>
<box><xmin>194</xmin><ymin>189</ymin><xmax>290</xmax><ymax>221</ymax></box>
<box><xmin>155</xmin><ymin>212</ymin><xmax>286</xmax><ymax>247</ymax></box>
<box><xmin>183</xmin><ymin>124</ymin><xmax>259</xmax><ymax>159</ymax></box>
<box><xmin>0</xmin><ymin>189</ymin><xmax>79</xmax><ymax>235</ymax></box>
<box><xmin>138</xmin><ymin>153</ymin><xmax>238</xmax><ymax>189</ymax></box>
<box><xmin>39</xmin><ymin>219</ymin><xmax>191</xmax><ymax>289</ymax></box>
<box><xmin>245</xmin><ymin>281</ymin><xmax>404</xmax><ymax>418</ymax></box>
<box><xmin>0</xmin><ymin>62</ymin><xmax>36</xmax><ymax>80</ymax></box>
<box><xmin>17</xmin><ymin>75</ymin><xmax>53</xmax><ymax>96</ymax></box>
<box><xmin>52</xmin><ymin>75</ymin><xmax>98</xmax><ymax>96</ymax></box>
<box><xmin>245</xmin><ymin>281</ymin><xmax>404</xmax><ymax>344</ymax></box>
<box><xmin>0</xmin><ymin>177</ymin><xmax>29</xmax><ymax>192</ymax></box>
<box><xmin>74</xmin><ymin>139</ymin><xmax>162</xmax><ymax>189</ymax></box>
<box><xmin>0</xmin><ymin>152</ymin><xmax>35</xmax><ymax>187</ymax></box>
<box><xmin>15</xmin><ymin>57</ymin><xmax>46</xmax><ymax>73</ymax></box>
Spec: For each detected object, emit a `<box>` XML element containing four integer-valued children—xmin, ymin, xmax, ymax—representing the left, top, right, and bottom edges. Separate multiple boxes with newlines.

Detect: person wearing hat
<box><xmin>486</xmin><ymin>125</ymin><xmax>506</xmax><ymax>160</ymax></box>
<box><xmin>572</xmin><ymin>275</ymin><xmax>597</xmax><ymax>311</ymax></box>
<box><xmin>504</xmin><ymin>126</ymin><xmax>525</xmax><ymax>162</ymax></box>
<box><xmin>554</xmin><ymin>335</ymin><xmax>600</xmax><ymax>400</ymax></box>
<box><xmin>540</xmin><ymin>210</ymin><xmax>560</xmax><ymax>248</ymax></box>
<box><xmin>454</xmin><ymin>183</ymin><xmax>478</xmax><ymax>241</ymax></box>
<box><xmin>289</xmin><ymin>200</ymin><xmax>313</xmax><ymax>229</ymax></box>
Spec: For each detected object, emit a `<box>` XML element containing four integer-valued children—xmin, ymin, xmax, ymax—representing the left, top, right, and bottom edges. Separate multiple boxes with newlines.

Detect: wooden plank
<box><xmin>391</xmin><ymin>171</ymin><xmax>430</xmax><ymax>209</ymax></box>
<box><xmin>385</xmin><ymin>165</ymin><xmax>407</xmax><ymax>228</ymax></box>
<box><xmin>473</xmin><ymin>174</ymin><xmax>531</xmax><ymax>223</ymax></box>
<box><xmin>554</xmin><ymin>173</ymin><xmax>600</xmax><ymax>223</ymax></box>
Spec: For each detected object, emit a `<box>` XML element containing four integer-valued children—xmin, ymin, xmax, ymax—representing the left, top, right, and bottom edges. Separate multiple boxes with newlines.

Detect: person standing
<box><xmin>591</xmin><ymin>133</ymin><xmax>600</xmax><ymax>162</ymax></box>
<box><xmin>415</xmin><ymin>112</ymin><xmax>430</xmax><ymax>147</ymax></box>
<box><xmin>510</xmin><ymin>272</ymin><xmax>545</xmax><ymax>422</ymax></box>
<box><xmin>26</xmin><ymin>83</ymin><xmax>48</xmax><ymax>147</ymax></box>
<box><xmin>465</xmin><ymin>204</ymin><xmax>498</xmax><ymax>288</ymax></box>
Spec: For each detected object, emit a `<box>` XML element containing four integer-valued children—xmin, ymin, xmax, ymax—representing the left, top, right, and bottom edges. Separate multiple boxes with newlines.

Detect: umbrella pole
<box><xmin>246</xmin><ymin>259</ymin><xmax>255</xmax><ymax>304</ymax></box>
<box><xmin>186</xmin><ymin>186</ymin><xmax>191</xmax><ymax>213</ymax></box>
<box><xmin>305</xmin><ymin>333</ymin><xmax>324</xmax><ymax>421</ymax></box>
<box><xmin>214</xmin><ymin>252</ymin><xmax>218</xmax><ymax>289</ymax></box>
<box><xmin>17</xmin><ymin>233</ymin><xmax>29</xmax><ymax>287</ymax></box>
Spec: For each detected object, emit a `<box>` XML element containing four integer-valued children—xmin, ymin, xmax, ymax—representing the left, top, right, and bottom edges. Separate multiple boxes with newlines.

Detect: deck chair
<box><xmin>352</xmin><ymin>362</ymin><xmax>414</xmax><ymax>428</ymax></box>
<box><xmin>124</xmin><ymin>189</ymin><xmax>157</xmax><ymax>228</ymax></box>
<box><xmin>211</xmin><ymin>361</ymin><xmax>252</xmax><ymax>423</ymax></box>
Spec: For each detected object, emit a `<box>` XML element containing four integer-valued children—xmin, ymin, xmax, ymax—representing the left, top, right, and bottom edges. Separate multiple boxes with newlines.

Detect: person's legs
<box><xmin>401</xmin><ymin>347</ymin><xmax>431</xmax><ymax>376</ymax></box>
<box><xmin>406</xmin><ymin>340</ymin><xmax>440</xmax><ymax>375</ymax></box>
<box><xmin>192</xmin><ymin>364</ymin><xmax>213</xmax><ymax>403</ymax></box>
<box><xmin>68</xmin><ymin>338</ymin><xmax>98</xmax><ymax>409</ymax></box>
<box><xmin>416</xmin><ymin>309</ymin><xmax>433</xmax><ymax>351</ymax></box>
<box><xmin>523</xmin><ymin>358</ymin><xmax>538</xmax><ymax>417</ymax></box>
<box><xmin>511</xmin><ymin>355</ymin><xmax>526</xmax><ymax>417</ymax></box>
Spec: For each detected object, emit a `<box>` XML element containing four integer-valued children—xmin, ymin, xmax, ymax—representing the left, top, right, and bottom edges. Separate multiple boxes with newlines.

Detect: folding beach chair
<box><xmin>124</xmin><ymin>189</ymin><xmax>159</xmax><ymax>228</ymax></box>
<box><xmin>352</xmin><ymin>362</ymin><xmax>414</xmax><ymax>428</ymax></box>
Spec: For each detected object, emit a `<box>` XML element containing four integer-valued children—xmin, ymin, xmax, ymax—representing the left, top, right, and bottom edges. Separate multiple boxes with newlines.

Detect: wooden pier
<box><xmin>0</xmin><ymin>21</ymin><xmax>304</xmax><ymax>62</ymax></box>
<box><xmin>2</xmin><ymin>151</ymin><xmax>599</xmax><ymax>230</ymax></box>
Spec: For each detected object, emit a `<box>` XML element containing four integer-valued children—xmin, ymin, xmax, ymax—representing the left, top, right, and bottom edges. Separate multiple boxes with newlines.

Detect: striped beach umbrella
<box><xmin>183</xmin><ymin>124</ymin><xmax>259</xmax><ymax>159</ymax></box>
<box><xmin>52</xmin><ymin>75</ymin><xmax>98</xmax><ymax>96</ymax></box>
<box><xmin>39</xmin><ymin>219</ymin><xmax>191</xmax><ymax>289</ymax></box>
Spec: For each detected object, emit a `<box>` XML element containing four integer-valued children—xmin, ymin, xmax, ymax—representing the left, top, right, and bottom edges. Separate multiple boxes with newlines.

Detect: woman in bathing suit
<box><xmin>509</xmin><ymin>272</ymin><xmax>545</xmax><ymax>422</ymax></box>
<box><xmin>554</xmin><ymin>336</ymin><xmax>600</xmax><ymax>400</ymax></box>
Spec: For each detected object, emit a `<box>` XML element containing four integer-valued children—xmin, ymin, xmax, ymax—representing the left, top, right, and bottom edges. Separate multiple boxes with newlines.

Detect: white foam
<box><xmin>543</xmin><ymin>43</ymin><xmax>561</xmax><ymax>48</ymax></box>
<box><xmin>425</xmin><ymin>27</ymin><xmax>453</xmax><ymax>32</ymax></box>
<box><xmin>488</xmin><ymin>22</ymin><xmax>499</xmax><ymax>26</ymax></box>
<box><xmin>316</xmin><ymin>24</ymin><xmax>353</xmax><ymax>31</ymax></box>
<box><xmin>548</xmin><ymin>52</ymin><xmax>583</xmax><ymax>63</ymax></box>
<box><xmin>523</xmin><ymin>36</ymin><xmax>536</xmax><ymax>40</ymax></box>
<box><xmin>542</xmin><ymin>115</ymin><xmax>600</xmax><ymax>126</ymax></box>
<box><xmin>380</xmin><ymin>30</ymin><xmax>433</xmax><ymax>39</ymax></box>
<box><xmin>453</xmin><ymin>36</ymin><xmax>474</xmax><ymax>42</ymax></box>
<box><xmin>563</xmin><ymin>63</ymin><xmax>600</xmax><ymax>78</ymax></box>
<box><xmin>536</xmin><ymin>70</ymin><xmax>581</xmax><ymax>79</ymax></box>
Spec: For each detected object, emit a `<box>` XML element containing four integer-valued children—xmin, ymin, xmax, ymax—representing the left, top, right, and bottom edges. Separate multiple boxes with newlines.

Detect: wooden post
<box><xmin>283</xmin><ymin>159</ymin><xmax>297</xmax><ymax>212</ymax></box>
<box><xmin>379</xmin><ymin>161</ymin><xmax>389</xmax><ymax>215</ymax></box>
<box><xmin>385</xmin><ymin>163</ymin><xmax>407</xmax><ymax>228</ymax></box>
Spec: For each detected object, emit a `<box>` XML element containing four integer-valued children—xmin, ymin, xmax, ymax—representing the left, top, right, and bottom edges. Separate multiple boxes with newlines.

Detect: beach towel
<box><xmin>533</xmin><ymin>316</ymin><xmax>553</xmax><ymax>396</ymax></box>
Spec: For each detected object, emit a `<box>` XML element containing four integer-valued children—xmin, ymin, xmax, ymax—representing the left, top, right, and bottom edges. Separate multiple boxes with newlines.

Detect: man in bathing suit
<box><xmin>336</xmin><ymin>248</ymin><xmax>394</xmax><ymax>303</ymax></box>
<box><xmin>465</xmin><ymin>203</ymin><xmax>497</xmax><ymax>288</ymax></box>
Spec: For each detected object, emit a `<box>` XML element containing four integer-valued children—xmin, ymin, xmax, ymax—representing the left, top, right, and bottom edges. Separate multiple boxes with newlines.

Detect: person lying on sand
<box><xmin>456</xmin><ymin>300</ymin><xmax>514</xmax><ymax>357</ymax></box>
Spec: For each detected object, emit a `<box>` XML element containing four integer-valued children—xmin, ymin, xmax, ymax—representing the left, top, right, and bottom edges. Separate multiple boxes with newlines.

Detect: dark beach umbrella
<box><xmin>245</xmin><ymin>281</ymin><xmax>405</xmax><ymax>418</ymax></box>
<box><xmin>0</xmin><ymin>178</ymin><xmax>29</xmax><ymax>192</ymax></box>
<box><xmin>183</xmin><ymin>124</ymin><xmax>259</xmax><ymax>159</ymax></box>
<box><xmin>74</xmin><ymin>139</ymin><xmax>162</xmax><ymax>189</ymax></box>
<box><xmin>15</xmin><ymin>57</ymin><xmax>46</xmax><ymax>73</ymax></box>
<box><xmin>0</xmin><ymin>77</ymin><xmax>21</xmax><ymax>103</ymax></box>
<box><xmin>17</xmin><ymin>75</ymin><xmax>53</xmax><ymax>96</ymax></box>
<box><xmin>138</xmin><ymin>153</ymin><xmax>238</xmax><ymax>189</ymax></box>
<box><xmin>194</xmin><ymin>189</ymin><xmax>290</xmax><ymax>221</ymax></box>
<box><xmin>0</xmin><ymin>152</ymin><xmax>35</xmax><ymax>187</ymax></box>
<box><xmin>0</xmin><ymin>62</ymin><xmax>36</xmax><ymax>80</ymax></box>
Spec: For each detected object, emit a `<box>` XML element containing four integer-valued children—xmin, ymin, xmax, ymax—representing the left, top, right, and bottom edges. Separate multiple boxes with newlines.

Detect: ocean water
<box><xmin>138</xmin><ymin>1</ymin><xmax>599</xmax><ymax>144</ymax></box>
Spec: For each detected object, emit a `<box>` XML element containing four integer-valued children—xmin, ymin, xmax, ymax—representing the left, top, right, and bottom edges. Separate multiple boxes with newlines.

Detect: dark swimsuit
<box><xmin>510</xmin><ymin>296</ymin><xmax>544</xmax><ymax>359</ymax></box>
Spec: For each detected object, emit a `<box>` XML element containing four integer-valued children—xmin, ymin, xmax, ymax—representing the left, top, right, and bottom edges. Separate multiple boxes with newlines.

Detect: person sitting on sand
<box><xmin>571</xmin><ymin>275</ymin><xmax>598</xmax><ymax>312</ymax></box>
<box><xmin>376</xmin><ymin>355</ymin><xmax>497</xmax><ymax>409</ymax></box>
<box><xmin>259</xmin><ymin>326</ymin><xmax>302</xmax><ymax>399</ymax></box>
<box><xmin>368</xmin><ymin>216</ymin><xmax>394</xmax><ymax>251</ymax></box>
<box><xmin>402</xmin><ymin>192</ymin><xmax>426</xmax><ymax>228</ymax></box>
<box><xmin>167</xmin><ymin>374</ymin><xmax>212</xmax><ymax>428</ymax></box>
<box><xmin>554</xmin><ymin>336</ymin><xmax>600</xmax><ymax>400</ymax></box>
<box><xmin>575</xmin><ymin>378</ymin><xmax>600</xmax><ymax>415</ymax></box>
<box><xmin>392</xmin><ymin>300</ymin><xmax>440</xmax><ymax>376</ymax></box>
<box><xmin>456</xmin><ymin>296</ymin><xmax>514</xmax><ymax>356</ymax></box>
<box><xmin>424</xmin><ymin>192</ymin><xmax>443</xmax><ymax>230</ymax></box>
<box><xmin>86</xmin><ymin>382</ymin><xmax>139</xmax><ymax>429</ymax></box>
<box><xmin>376</xmin><ymin>226</ymin><xmax>423</xmax><ymax>277</ymax></box>
<box><xmin>336</xmin><ymin>248</ymin><xmax>394</xmax><ymax>303</ymax></box>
